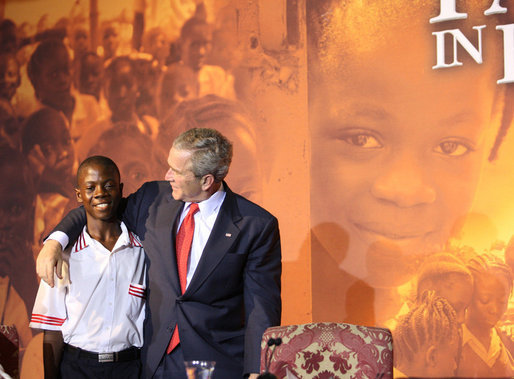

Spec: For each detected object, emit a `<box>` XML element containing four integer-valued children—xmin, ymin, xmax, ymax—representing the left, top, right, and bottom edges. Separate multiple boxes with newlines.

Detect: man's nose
<box><xmin>165</xmin><ymin>168</ymin><xmax>174</xmax><ymax>181</ymax></box>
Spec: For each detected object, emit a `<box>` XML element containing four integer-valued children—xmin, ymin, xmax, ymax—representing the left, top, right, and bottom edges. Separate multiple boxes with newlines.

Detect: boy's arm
<box><xmin>37</xmin><ymin>240</ymin><xmax>65</xmax><ymax>287</ymax></box>
<box><xmin>43</xmin><ymin>330</ymin><xmax>64</xmax><ymax>379</ymax></box>
<box><xmin>36</xmin><ymin>207</ymin><xmax>87</xmax><ymax>287</ymax></box>
<box><xmin>31</xmin><ymin>266</ymin><xmax>68</xmax><ymax>379</ymax></box>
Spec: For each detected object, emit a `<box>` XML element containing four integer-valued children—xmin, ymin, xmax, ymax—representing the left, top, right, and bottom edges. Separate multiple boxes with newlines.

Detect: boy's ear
<box><xmin>75</xmin><ymin>188</ymin><xmax>83</xmax><ymax>203</ymax></box>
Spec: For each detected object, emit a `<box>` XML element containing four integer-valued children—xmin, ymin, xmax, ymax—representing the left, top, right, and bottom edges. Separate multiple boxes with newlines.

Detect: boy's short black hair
<box><xmin>76</xmin><ymin>155</ymin><xmax>120</xmax><ymax>187</ymax></box>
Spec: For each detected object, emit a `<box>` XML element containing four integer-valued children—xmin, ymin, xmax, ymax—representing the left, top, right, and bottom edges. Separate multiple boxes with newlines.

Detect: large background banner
<box><xmin>0</xmin><ymin>0</ymin><xmax>512</xmax><ymax>377</ymax></box>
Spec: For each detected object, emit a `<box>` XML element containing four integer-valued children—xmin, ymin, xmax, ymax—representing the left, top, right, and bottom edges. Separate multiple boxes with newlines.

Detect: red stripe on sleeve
<box><xmin>30</xmin><ymin>314</ymin><xmax>66</xmax><ymax>326</ymax></box>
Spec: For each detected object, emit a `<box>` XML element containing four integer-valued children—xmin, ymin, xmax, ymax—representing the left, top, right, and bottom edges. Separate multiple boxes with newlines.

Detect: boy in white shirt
<box><xmin>30</xmin><ymin>155</ymin><xmax>146</xmax><ymax>379</ymax></box>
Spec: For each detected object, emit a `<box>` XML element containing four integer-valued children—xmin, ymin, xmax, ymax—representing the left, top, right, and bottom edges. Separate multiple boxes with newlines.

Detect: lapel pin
<box><xmin>225</xmin><ymin>233</ymin><xmax>232</xmax><ymax>237</ymax></box>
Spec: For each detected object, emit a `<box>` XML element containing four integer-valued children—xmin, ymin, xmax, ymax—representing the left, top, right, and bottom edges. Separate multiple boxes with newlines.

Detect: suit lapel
<box><xmin>185</xmin><ymin>184</ymin><xmax>241</xmax><ymax>295</ymax></box>
<box><xmin>157</xmin><ymin>193</ymin><xmax>184</xmax><ymax>293</ymax></box>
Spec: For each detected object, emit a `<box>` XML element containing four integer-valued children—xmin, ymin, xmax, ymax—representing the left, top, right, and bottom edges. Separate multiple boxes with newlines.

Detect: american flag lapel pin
<box><xmin>225</xmin><ymin>233</ymin><xmax>232</xmax><ymax>237</ymax></box>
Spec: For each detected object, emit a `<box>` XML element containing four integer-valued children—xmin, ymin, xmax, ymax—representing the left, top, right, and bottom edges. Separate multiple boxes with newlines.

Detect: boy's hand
<box><xmin>36</xmin><ymin>240</ymin><xmax>63</xmax><ymax>287</ymax></box>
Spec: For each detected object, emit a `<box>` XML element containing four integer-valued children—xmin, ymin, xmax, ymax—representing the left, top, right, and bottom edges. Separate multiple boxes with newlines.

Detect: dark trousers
<box><xmin>60</xmin><ymin>346</ymin><xmax>141</xmax><ymax>379</ymax></box>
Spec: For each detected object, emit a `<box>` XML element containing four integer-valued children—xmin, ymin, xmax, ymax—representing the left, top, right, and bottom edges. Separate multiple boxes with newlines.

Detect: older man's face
<box><xmin>165</xmin><ymin>147</ymin><xmax>204</xmax><ymax>202</ymax></box>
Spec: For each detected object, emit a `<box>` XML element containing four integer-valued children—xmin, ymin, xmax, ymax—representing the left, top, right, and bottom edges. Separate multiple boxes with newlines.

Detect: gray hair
<box><xmin>173</xmin><ymin>127</ymin><xmax>232</xmax><ymax>182</ymax></box>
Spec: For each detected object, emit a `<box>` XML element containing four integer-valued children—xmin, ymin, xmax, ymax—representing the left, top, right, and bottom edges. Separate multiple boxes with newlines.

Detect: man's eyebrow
<box><xmin>169</xmin><ymin>165</ymin><xmax>182</xmax><ymax>174</ymax></box>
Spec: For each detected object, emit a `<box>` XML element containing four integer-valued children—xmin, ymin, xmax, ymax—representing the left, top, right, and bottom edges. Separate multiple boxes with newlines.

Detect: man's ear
<box><xmin>119</xmin><ymin>182</ymin><xmax>124</xmax><ymax>197</ymax></box>
<box><xmin>201</xmin><ymin>174</ymin><xmax>215</xmax><ymax>191</ymax></box>
<box><xmin>75</xmin><ymin>188</ymin><xmax>82</xmax><ymax>203</ymax></box>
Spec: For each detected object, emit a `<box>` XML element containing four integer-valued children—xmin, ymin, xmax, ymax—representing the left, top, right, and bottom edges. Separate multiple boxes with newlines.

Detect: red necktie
<box><xmin>167</xmin><ymin>203</ymin><xmax>199</xmax><ymax>354</ymax></box>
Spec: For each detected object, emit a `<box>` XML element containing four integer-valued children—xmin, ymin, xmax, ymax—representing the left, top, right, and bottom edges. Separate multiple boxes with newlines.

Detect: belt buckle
<box><xmin>98</xmin><ymin>353</ymin><xmax>115</xmax><ymax>363</ymax></box>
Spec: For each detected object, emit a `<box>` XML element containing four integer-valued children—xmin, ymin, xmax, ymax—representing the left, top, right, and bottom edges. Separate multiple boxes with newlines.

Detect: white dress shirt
<box><xmin>179</xmin><ymin>188</ymin><xmax>226</xmax><ymax>289</ymax></box>
<box><xmin>31</xmin><ymin>222</ymin><xmax>146</xmax><ymax>353</ymax></box>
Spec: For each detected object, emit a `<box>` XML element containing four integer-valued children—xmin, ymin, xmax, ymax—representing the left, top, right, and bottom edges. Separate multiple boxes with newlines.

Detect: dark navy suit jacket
<box><xmin>55</xmin><ymin>181</ymin><xmax>282</xmax><ymax>378</ymax></box>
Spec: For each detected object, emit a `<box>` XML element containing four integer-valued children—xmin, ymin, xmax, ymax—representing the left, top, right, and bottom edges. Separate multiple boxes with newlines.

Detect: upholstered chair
<box><xmin>260</xmin><ymin>322</ymin><xmax>393</xmax><ymax>379</ymax></box>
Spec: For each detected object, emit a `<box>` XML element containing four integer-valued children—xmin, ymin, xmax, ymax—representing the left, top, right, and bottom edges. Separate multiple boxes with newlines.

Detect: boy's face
<box><xmin>149</xmin><ymin>32</ymin><xmax>168</xmax><ymax>62</ymax></box>
<box><xmin>105</xmin><ymin>62</ymin><xmax>137</xmax><ymax>117</ymax></box>
<box><xmin>311</xmin><ymin>13</ymin><xmax>497</xmax><ymax>281</ymax></box>
<box><xmin>181</xmin><ymin>25</ymin><xmax>212</xmax><ymax>71</ymax></box>
<box><xmin>25</xmin><ymin>111</ymin><xmax>75</xmax><ymax>192</ymax></box>
<box><xmin>103</xmin><ymin>27</ymin><xmax>119</xmax><ymax>57</ymax></box>
<box><xmin>35</xmin><ymin>48</ymin><xmax>72</xmax><ymax>105</ymax></box>
<box><xmin>159</xmin><ymin>66</ymin><xmax>197</xmax><ymax>117</ymax></box>
<box><xmin>72</xmin><ymin>28</ymin><xmax>89</xmax><ymax>56</ymax></box>
<box><xmin>79</xmin><ymin>55</ymin><xmax>102</xmax><ymax>98</ymax></box>
<box><xmin>38</xmin><ymin>115</ymin><xmax>75</xmax><ymax>188</ymax></box>
<box><xmin>468</xmin><ymin>272</ymin><xmax>510</xmax><ymax>328</ymax></box>
<box><xmin>0</xmin><ymin>56</ymin><xmax>20</xmax><ymax>101</ymax></box>
<box><xmin>75</xmin><ymin>162</ymin><xmax>122</xmax><ymax>222</ymax></box>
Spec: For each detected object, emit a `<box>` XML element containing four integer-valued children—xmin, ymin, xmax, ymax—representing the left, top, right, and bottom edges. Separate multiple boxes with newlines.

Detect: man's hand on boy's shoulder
<box><xmin>37</xmin><ymin>239</ymin><xmax>64</xmax><ymax>288</ymax></box>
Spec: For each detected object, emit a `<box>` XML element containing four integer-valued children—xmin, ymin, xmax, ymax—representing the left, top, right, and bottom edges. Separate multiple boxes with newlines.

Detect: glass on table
<box><xmin>184</xmin><ymin>360</ymin><xmax>216</xmax><ymax>379</ymax></box>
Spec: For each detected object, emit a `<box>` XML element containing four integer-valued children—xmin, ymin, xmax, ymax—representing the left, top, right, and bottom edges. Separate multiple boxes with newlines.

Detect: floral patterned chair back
<box><xmin>0</xmin><ymin>325</ymin><xmax>19</xmax><ymax>378</ymax></box>
<box><xmin>260</xmin><ymin>322</ymin><xmax>393</xmax><ymax>379</ymax></box>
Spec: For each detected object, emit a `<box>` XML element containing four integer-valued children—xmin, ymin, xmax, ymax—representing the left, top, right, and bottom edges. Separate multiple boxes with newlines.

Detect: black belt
<box><xmin>64</xmin><ymin>344</ymin><xmax>140</xmax><ymax>363</ymax></box>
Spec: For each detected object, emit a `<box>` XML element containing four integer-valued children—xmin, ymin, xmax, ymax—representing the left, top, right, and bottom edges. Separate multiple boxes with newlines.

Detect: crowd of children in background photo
<box><xmin>0</xmin><ymin>1</ymin><xmax>258</xmax><ymax>377</ymax></box>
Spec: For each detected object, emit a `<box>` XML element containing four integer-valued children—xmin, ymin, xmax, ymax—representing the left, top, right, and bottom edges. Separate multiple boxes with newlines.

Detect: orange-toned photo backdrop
<box><xmin>0</xmin><ymin>0</ymin><xmax>512</xmax><ymax>377</ymax></box>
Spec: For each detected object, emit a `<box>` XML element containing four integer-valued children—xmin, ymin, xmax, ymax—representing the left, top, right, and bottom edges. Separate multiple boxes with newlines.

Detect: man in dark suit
<box><xmin>37</xmin><ymin>128</ymin><xmax>282</xmax><ymax>378</ymax></box>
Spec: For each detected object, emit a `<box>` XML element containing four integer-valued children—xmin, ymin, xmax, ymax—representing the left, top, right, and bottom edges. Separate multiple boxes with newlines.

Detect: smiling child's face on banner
<box><xmin>310</xmin><ymin>0</ymin><xmax>500</xmax><ymax>283</ymax></box>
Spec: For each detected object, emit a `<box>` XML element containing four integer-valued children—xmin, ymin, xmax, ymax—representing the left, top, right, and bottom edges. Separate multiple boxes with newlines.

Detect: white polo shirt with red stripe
<box><xmin>30</xmin><ymin>222</ymin><xmax>146</xmax><ymax>353</ymax></box>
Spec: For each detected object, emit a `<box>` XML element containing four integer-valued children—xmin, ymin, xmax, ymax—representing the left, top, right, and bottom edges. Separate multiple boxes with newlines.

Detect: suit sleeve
<box><xmin>120</xmin><ymin>182</ymin><xmax>150</xmax><ymax>235</ymax></box>
<box><xmin>243</xmin><ymin>216</ymin><xmax>282</xmax><ymax>374</ymax></box>
<box><xmin>51</xmin><ymin>207</ymin><xmax>86</xmax><ymax>245</ymax></box>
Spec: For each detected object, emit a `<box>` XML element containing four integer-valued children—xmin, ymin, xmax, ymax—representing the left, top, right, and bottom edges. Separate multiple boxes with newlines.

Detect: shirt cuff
<box><xmin>44</xmin><ymin>231</ymin><xmax>69</xmax><ymax>250</ymax></box>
